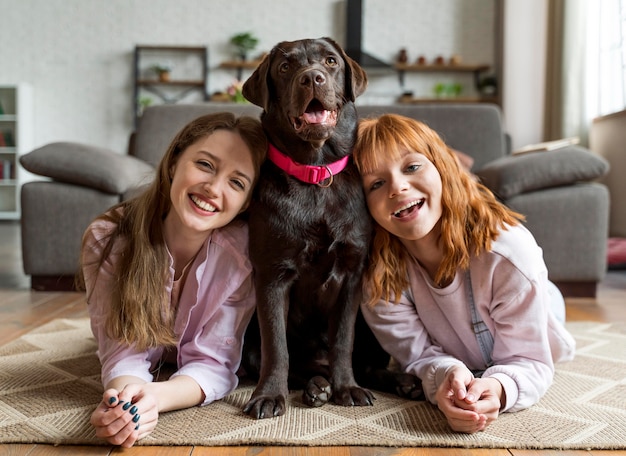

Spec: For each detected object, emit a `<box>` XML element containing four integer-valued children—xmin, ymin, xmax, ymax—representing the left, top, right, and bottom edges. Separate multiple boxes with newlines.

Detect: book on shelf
<box><xmin>512</xmin><ymin>137</ymin><xmax>580</xmax><ymax>155</ymax></box>
<box><xmin>0</xmin><ymin>159</ymin><xmax>13</xmax><ymax>180</ymax></box>
<box><xmin>2</xmin><ymin>129</ymin><xmax>14</xmax><ymax>147</ymax></box>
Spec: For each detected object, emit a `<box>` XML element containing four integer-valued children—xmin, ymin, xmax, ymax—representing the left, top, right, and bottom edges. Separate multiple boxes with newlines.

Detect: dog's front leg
<box><xmin>328</xmin><ymin>274</ymin><xmax>375</xmax><ymax>407</ymax></box>
<box><xmin>243</xmin><ymin>280</ymin><xmax>291</xmax><ymax>419</ymax></box>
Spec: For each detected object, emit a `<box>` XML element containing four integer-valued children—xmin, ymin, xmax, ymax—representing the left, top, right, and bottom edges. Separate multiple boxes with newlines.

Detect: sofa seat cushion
<box><xmin>475</xmin><ymin>146</ymin><xmax>609</xmax><ymax>199</ymax></box>
<box><xmin>20</xmin><ymin>142</ymin><xmax>155</xmax><ymax>194</ymax></box>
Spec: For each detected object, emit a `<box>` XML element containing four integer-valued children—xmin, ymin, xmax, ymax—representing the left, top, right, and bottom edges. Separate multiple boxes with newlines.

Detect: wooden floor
<box><xmin>1</xmin><ymin>220</ymin><xmax>626</xmax><ymax>456</ymax></box>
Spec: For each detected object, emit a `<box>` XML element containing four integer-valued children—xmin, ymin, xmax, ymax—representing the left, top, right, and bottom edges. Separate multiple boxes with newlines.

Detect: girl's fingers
<box><xmin>118</xmin><ymin>427</ymin><xmax>140</xmax><ymax>448</ymax></box>
<box><xmin>94</xmin><ymin>404</ymin><xmax>140</xmax><ymax>446</ymax></box>
<box><xmin>127</xmin><ymin>398</ymin><xmax>158</xmax><ymax>437</ymax></box>
<box><xmin>97</xmin><ymin>384</ymin><xmax>161</xmax><ymax>446</ymax></box>
<box><xmin>107</xmin><ymin>420</ymin><xmax>139</xmax><ymax>447</ymax></box>
<box><xmin>116</xmin><ymin>400</ymin><xmax>141</xmax><ymax>430</ymax></box>
<box><xmin>447</xmin><ymin>415</ymin><xmax>482</xmax><ymax>433</ymax></box>
<box><xmin>102</xmin><ymin>388</ymin><xmax>120</xmax><ymax>408</ymax></box>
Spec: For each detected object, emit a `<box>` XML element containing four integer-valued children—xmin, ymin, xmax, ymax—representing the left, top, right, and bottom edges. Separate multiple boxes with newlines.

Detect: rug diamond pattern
<box><xmin>0</xmin><ymin>318</ymin><xmax>624</xmax><ymax>449</ymax></box>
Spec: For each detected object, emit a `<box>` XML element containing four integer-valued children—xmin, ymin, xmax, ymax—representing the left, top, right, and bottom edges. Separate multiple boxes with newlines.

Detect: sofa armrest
<box><xmin>474</xmin><ymin>145</ymin><xmax>609</xmax><ymax>200</ymax></box>
<box><xmin>20</xmin><ymin>142</ymin><xmax>155</xmax><ymax>194</ymax></box>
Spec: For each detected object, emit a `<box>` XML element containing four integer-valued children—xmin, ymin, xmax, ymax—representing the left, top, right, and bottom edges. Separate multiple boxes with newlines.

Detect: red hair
<box><xmin>353</xmin><ymin>114</ymin><xmax>523</xmax><ymax>305</ymax></box>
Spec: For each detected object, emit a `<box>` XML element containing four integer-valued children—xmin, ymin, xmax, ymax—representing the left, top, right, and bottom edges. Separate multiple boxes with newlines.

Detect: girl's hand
<box><xmin>453</xmin><ymin>377</ymin><xmax>504</xmax><ymax>431</ymax></box>
<box><xmin>91</xmin><ymin>384</ymin><xmax>159</xmax><ymax>448</ymax></box>
<box><xmin>90</xmin><ymin>388</ymin><xmax>138</xmax><ymax>447</ymax></box>
<box><xmin>436</xmin><ymin>367</ymin><xmax>504</xmax><ymax>434</ymax></box>
<box><xmin>435</xmin><ymin>365</ymin><xmax>486</xmax><ymax>434</ymax></box>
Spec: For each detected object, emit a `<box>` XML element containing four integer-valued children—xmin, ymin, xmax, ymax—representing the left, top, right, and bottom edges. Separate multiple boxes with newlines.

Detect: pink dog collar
<box><xmin>267</xmin><ymin>143</ymin><xmax>350</xmax><ymax>187</ymax></box>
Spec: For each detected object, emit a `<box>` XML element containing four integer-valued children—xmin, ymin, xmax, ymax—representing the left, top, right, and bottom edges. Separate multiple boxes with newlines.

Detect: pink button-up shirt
<box><xmin>82</xmin><ymin>217</ymin><xmax>255</xmax><ymax>406</ymax></box>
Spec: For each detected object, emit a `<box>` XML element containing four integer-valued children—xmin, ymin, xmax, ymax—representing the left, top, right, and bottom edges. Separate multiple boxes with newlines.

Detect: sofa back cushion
<box><xmin>132</xmin><ymin>103</ymin><xmax>263</xmax><ymax>167</ymax></box>
<box><xmin>133</xmin><ymin>102</ymin><xmax>506</xmax><ymax>172</ymax></box>
<box><xmin>356</xmin><ymin>103</ymin><xmax>507</xmax><ymax>171</ymax></box>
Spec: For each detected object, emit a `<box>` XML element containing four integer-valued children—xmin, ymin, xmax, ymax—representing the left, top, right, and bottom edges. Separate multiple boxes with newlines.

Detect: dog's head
<box><xmin>242</xmin><ymin>37</ymin><xmax>368</xmax><ymax>146</ymax></box>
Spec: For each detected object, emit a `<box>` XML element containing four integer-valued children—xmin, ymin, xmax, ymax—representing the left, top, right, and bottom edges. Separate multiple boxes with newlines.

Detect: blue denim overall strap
<box><xmin>467</xmin><ymin>269</ymin><xmax>494</xmax><ymax>372</ymax></box>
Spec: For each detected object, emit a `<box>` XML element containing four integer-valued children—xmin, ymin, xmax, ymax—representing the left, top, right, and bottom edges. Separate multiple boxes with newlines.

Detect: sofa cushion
<box><xmin>133</xmin><ymin>103</ymin><xmax>263</xmax><ymax>167</ymax></box>
<box><xmin>20</xmin><ymin>142</ymin><xmax>155</xmax><ymax>194</ymax></box>
<box><xmin>475</xmin><ymin>146</ymin><xmax>609</xmax><ymax>199</ymax></box>
<box><xmin>356</xmin><ymin>104</ymin><xmax>506</xmax><ymax>170</ymax></box>
<box><xmin>451</xmin><ymin>148</ymin><xmax>474</xmax><ymax>171</ymax></box>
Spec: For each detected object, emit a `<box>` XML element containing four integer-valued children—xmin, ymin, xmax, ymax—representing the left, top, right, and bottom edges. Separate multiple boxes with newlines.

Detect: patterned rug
<box><xmin>0</xmin><ymin>318</ymin><xmax>625</xmax><ymax>449</ymax></box>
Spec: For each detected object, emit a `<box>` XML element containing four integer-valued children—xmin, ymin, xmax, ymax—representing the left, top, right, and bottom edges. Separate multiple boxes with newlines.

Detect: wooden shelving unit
<box><xmin>219</xmin><ymin>60</ymin><xmax>263</xmax><ymax>81</ymax></box>
<box><xmin>393</xmin><ymin>62</ymin><xmax>493</xmax><ymax>105</ymax></box>
<box><xmin>394</xmin><ymin>63</ymin><xmax>490</xmax><ymax>72</ymax></box>
<box><xmin>133</xmin><ymin>45</ymin><xmax>209</xmax><ymax>126</ymax></box>
<box><xmin>0</xmin><ymin>83</ymin><xmax>33</xmax><ymax>220</ymax></box>
<box><xmin>397</xmin><ymin>95</ymin><xmax>499</xmax><ymax>104</ymax></box>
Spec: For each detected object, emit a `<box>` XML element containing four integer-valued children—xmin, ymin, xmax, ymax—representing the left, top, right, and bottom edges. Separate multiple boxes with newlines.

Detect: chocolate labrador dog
<box><xmin>240</xmin><ymin>37</ymin><xmax>421</xmax><ymax>420</ymax></box>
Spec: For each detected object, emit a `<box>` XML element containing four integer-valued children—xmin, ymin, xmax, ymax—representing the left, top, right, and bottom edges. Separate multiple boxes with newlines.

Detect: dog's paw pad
<box><xmin>395</xmin><ymin>373</ymin><xmax>424</xmax><ymax>400</ymax></box>
<box><xmin>303</xmin><ymin>376</ymin><xmax>332</xmax><ymax>407</ymax></box>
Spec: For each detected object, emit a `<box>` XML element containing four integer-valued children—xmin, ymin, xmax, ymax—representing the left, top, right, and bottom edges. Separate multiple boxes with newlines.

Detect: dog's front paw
<box><xmin>243</xmin><ymin>395</ymin><xmax>286</xmax><ymax>419</ymax></box>
<box><xmin>303</xmin><ymin>375</ymin><xmax>333</xmax><ymax>407</ymax></box>
<box><xmin>332</xmin><ymin>386</ymin><xmax>375</xmax><ymax>407</ymax></box>
<box><xmin>394</xmin><ymin>373</ymin><xmax>424</xmax><ymax>400</ymax></box>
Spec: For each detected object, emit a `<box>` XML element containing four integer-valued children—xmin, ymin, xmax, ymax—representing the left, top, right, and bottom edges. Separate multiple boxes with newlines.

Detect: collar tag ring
<box><xmin>318</xmin><ymin>166</ymin><xmax>334</xmax><ymax>188</ymax></box>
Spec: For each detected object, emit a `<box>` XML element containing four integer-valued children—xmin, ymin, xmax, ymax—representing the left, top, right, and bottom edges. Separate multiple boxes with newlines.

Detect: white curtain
<box><xmin>561</xmin><ymin>0</ymin><xmax>626</xmax><ymax>142</ymax></box>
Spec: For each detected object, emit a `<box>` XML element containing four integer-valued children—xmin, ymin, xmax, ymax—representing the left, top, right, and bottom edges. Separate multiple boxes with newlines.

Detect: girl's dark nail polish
<box><xmin>122</xmin><ymin>402</ymin><xmax>132</xmax><ymax>411</ymax></box>
<box><xmin>108</xmin><ymin>397</ymin><xmax>117</xmax><ymax>405</ymax></box>
<box><xmin>129</xmin><ymin>405</ymin><xmax>138</xmax><ymax>415</ymax></box>
<box><xmin>132</xmin><ymin>414</ymin><xmax>140</xmax><ymax>423</ymax></box>
<box><xmin>135</xmin><ymin>424</ymin><xmax>140</xmax><ymax>430</ymax></box>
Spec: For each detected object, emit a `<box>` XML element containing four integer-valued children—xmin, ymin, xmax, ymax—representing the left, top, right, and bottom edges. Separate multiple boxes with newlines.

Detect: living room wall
<box><xmin>0</xmin><ymin>0</ymin><xmax>544</xmax><ymax>159</ymax></box>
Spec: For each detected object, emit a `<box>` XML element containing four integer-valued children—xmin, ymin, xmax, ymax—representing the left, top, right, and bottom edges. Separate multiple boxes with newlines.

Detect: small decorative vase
<box><xmin>158</xmin><ymin>71</ymin><xmax>170</xmax><ymax>82</ymax></box>
<box><xmin>397</xmin><ymin>49</ymin><xmax>408</xmax><ymax>64</ymax></box>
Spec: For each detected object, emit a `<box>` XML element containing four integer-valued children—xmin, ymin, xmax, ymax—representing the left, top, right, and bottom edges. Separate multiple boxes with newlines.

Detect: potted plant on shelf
<box><xmin>230</xmin><ymin>32</ymin><xmax>259</xmax><ymax>61</ymax></box>
<box><xmin>137</xmin><ymin>96</ymin><xmax>153</xmax><ymax>115</ymax></box>
<box><xmin>150</xmin><ymin>64</ymin><xmax>172</xmax><ymax>82</ymax></box>
<box><xmin>226</xmin><ymin>80</ymin><xmax>247</xmax><ymax>103</ymax></box>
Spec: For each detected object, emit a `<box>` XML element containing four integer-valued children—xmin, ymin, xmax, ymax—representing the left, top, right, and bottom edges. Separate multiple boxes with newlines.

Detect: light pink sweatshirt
<box><xmin>362</xmin><ymin>224</ymin><xmax>576</xmax><ymax>412</ymax></box>
<box><xmin>82</xmin><ymin>217</ymin><xmax>255</xmax><ymax>406</ymax></box>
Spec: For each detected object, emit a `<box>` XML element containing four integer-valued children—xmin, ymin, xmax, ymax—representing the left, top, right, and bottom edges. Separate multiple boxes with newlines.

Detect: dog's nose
<box><xmin>300</xmin><ymin>70</ymin><xmax>326</xmax><ymax>87</ymax></box>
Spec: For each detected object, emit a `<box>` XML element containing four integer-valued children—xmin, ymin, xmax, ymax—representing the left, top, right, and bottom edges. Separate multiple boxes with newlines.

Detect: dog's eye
<box><xmin>326</xmin><ymin>56</ymin><xmax>338</xmax><ymax>66</ymax></box>
<box><xmin>279</xmin><ymin>62</ymin><xmax>289</xmax><ymax>73</ymax></box>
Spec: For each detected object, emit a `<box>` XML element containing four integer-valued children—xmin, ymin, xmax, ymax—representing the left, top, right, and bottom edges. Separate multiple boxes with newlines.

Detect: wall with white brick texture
<box><xmin>0</xmin><ymin>0</ymin><xmax>500</xmax><ymax>154</ymax></box>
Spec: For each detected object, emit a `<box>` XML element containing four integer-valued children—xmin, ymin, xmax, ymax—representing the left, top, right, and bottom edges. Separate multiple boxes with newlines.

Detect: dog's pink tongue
<box><xmin>303</xmin><ymin>110</ymin><xmax>329</xmax><ymax>124</ymax></box>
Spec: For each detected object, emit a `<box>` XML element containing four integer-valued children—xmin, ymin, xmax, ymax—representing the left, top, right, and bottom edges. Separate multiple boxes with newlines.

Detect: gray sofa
<box><xmin>20</xmin><ymin>103</ymin><xmax>610</xmax><ymax>296</ymax></box>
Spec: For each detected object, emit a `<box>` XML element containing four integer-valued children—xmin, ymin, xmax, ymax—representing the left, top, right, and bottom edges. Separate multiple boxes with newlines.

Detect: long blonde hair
<box><xmin>353</xmin><ymin>113</ymin><xmax>523</xmax><ymax>306</ymax></box>
<box><xmin>78</xmin><ymin>113</ymin><xmax>267</xmax><ymax>350</ymax></box>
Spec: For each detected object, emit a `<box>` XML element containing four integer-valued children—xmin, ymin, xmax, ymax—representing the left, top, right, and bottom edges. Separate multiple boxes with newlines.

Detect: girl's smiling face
<box><xmin>362</xmin><ymin>148</ymin><xmax>443</xmax><ymax>245</ymax></box>
<box><xmin>166</xmin><ymin>129</ymin><xmax>255</xmax><ymax>238</ymax></box>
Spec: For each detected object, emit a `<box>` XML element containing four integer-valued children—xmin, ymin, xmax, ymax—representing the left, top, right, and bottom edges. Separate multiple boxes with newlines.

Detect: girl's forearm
<box><xmin>105</xmin><ymin>375</ymin><xmax>146</xmax><ymax>392</ymax></box>
<box><xmin>105</xmin><ymin>374</ymin><xmax>204</xmax><ymax>412</ymax></box>
<box><xmin>145</xmin><ymin>375</ymin><xmax>205</xmax><ymax>412</ymax></box>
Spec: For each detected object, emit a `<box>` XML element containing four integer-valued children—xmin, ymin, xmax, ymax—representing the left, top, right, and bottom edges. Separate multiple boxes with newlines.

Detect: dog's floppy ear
<box><xmin>242</xmin><ymin>52</ymin><xmax>272</xmax><ymax>111</ymax></box>
<box><xmin>322</xmin><ymin>37</ymin><xmax>368</xmax><ymax>101</ymax></box>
